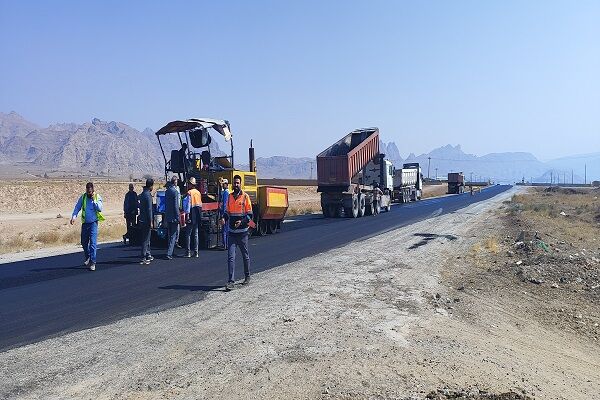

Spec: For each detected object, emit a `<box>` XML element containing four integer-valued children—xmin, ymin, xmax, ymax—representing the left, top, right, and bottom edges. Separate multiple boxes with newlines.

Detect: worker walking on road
<box><xmin>122</xmin><ymin>183</ymin><xmax>138</xmax><ymax>244</ymax></box>
<box><xmin>138</xmin><ymin>178</ymin><xmax>154</xmax><ymax>265</ymax></box>
<box><xmin>70</xmin><ymin>182</ymin><xmax>104</xmax><ymax>271</ymax></box>
<box><xmin>185</xmin><ymin>177</ymin><xmax>202</xmax><ymax>258</ymax></box>
<box><xmin>165</xmin><ymin>176</ymin><xmax>180</xmax><ymax>260</ymax></box>
<box><xmin>219</xmin><ymin>178</ymin><xmax>229</xmax><ymax>249</ymax></box>
<box><xmin>221</xmin><ymin>175</ymin><xmax>252</xmax><ymax>291</ymax></box>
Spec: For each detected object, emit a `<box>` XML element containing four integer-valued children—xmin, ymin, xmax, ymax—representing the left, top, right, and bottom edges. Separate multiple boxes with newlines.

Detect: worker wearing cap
<box><xmin>221</xmin><ymin>175</ymin><xmax>252</xmax><ymax>290</ymax></box>
<box><xmin>184</xmin><ymin>177</ymin><xmax>202</xmax><ymax>258</ymax></box>
<box><xmin>138</xmin><ymin>178</ymin><xmax>154</xmax><ymax>265</ymax></box>
<box><xmin>219</xmin><ymin>178</ymin><xmax>229</xmax><ymax>248</ymax></box>
<box><xmin>70</xmin><ymin>182</ymin><xmax>104</xmax><ymax>271</ymax></box>
<box><xmin>165</xmin><ymin>176</ymin><xmax>181</xmax><ymax>260</ymax></box>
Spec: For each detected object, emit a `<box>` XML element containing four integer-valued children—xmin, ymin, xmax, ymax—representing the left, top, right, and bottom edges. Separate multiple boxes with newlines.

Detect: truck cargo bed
<box><xmin>317</xmin><ymin>128</ymin><xmax>379</xmax><ymax>192</ymax></box>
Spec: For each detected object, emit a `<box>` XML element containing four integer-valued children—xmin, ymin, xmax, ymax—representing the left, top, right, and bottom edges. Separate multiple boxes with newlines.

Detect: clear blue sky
<box><xmin>1</xmin><ymin>0</ymin><xmax>598</xmax><ymax>161</ymax></box>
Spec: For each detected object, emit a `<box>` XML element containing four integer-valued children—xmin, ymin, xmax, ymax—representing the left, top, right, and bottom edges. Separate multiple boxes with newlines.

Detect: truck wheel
<box><xmin>256</xmin><ymin>220</ymin><xmax>267</xmax><ymax>236</ymax></box>
<box><xmin>322</xmin><ymin>202</ymin><xmax>331</xmax><ymax>218</ymax></box>
<box><xmin>358</xmin><ymin>195</ymin><xmax>366</xmax><ymax>217</ymax></box>
<box><xmin>347</xmin><ymin>195</ymin><xmax>359</xmax><ymax>218</ymax></box>
<box><xmin>364</xmin><ymin>199</ymin><xmax>373</xmax><ymax>216</ymax></box>
<box><xmin>267</xmin><ymin>220</ymin><xmax>279</xmax><ymax>234</ymax></box>
<box><xmin>329</xmin><ymin>204</ymin><xmax>339</xmax><ymax>218</ymax></box>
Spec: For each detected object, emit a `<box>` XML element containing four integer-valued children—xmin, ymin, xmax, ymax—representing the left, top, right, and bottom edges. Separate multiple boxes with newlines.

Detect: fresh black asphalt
<box><xmin>0</xmin><ymin>185</ymin><xmax>511</xmax><ymax>351</ymax></box>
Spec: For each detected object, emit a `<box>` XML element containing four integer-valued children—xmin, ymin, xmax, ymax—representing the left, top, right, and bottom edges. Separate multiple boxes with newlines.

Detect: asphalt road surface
<box><xmin>0</xmin><ymin>185</ymin><xmax>511</xmax><ymax>351</ymax></box>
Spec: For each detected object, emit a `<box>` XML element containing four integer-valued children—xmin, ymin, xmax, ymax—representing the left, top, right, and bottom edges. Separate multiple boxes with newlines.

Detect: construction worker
<box><xmin>184</xmin><ymin>177</ymin><xmax>202</xmax><ymax>258</ymax></box>
<box><xmin>171</xmin><ymin>176</ymin><xmax>183</xmax><ymax>248</ymax></box>
<box><xmin>70</xmin><ymin>182</ymin><xmax>104</xmax><ymax>271</ymax></box>
<box><xmin>122</xmin><ymin>183</ymin><xmax>138</xmax><ymax>244</ymax></box>
<box><xmin>165</xmin><ymin>177</ymin><xmax>180</xmax><ymax>260</ymax></box>
<box><xmin>138</xmin><ymin>178</ymin><xmax>154</xmax><ymax>265</ymax></box>
<box><xmin>221</xmin><ymin>175</ymin><xmax>252</xmax><ymax>291</ymax></box>
<box><xmin>372</xmin><ymin>182</ymin><xmax>383</xmax><ymax>213</ymax></box>
<box><xmin>219</xmin><ymin>178</ymin><xmax>229</xmax><ymax>249</ymax></box>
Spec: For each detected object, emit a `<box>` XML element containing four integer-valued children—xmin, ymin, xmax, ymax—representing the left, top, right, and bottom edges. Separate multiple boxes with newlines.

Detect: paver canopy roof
<box><xmin>156</xmin><ymin>118</ymin><xmax>231</xmax><ymax>141</ymax></box>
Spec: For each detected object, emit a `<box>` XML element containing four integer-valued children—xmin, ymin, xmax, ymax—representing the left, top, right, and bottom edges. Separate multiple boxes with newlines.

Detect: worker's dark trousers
<box><xmin>166</xmin><ymin>222</ymin><xmax>179</xmax><ymax>257</ymax></box>
<box><xmin>140</xmin><ymin>224</ymin><xmax>151</xmax><ymax>259</ymax></box>
<box><xmin>185</xmin><ymin>222</ymin><xmax>199</xmax><ymax>254</ymax></box>
<box><xmin>124</xmin><ymin>213</ymin><xmax>136</xmax><ymax>239</ymax></box>
<box><xmin>227</xmin><ymin>231</ymin><xmax>250</xmax><ymax>282</ymax></box>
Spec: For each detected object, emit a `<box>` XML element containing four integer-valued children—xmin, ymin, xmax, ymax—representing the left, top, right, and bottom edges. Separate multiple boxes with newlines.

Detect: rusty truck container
<box><xmin>447</xmin><ymin>172</ymin><xmax>465</xmax><ymax>194</ymax></box>
<box><xmin>448</xmin><ymin>172</ymin><xmax>465</xmax><ymax>184</ymax></box>
<box><xmin>317</xmin><ymin>128</ymin><xmax>380</xmax><ymax>192</ymax></box>
<box><xmin>258</xmin><ymin>186</ymin><xmax>289</xmax><ymax>220</ymax></box>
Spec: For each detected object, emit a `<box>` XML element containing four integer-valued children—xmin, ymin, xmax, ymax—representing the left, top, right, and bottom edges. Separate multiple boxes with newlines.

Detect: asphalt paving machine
<box><xmin>143</xmin><ymin>118</ymin><xmax>288</xmax><ymax>248</ymax></box>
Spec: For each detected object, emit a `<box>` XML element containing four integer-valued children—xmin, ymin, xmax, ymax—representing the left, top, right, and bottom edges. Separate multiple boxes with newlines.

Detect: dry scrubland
<box><xmin>0</xmin><ymin>180</ymin><xmax>132</xmax><ymax>254</ymax></box>
<box><xmin>0</xmin><ymin>181</ymin><xmax>450</xmax><ymax>255</ymax></box>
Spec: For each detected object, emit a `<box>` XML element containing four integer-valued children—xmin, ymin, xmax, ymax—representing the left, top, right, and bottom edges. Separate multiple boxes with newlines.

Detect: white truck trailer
<box><xmin>392</xmin><ymin>162</ymin><xmax>423</xmax><ymax>203</ymax></box>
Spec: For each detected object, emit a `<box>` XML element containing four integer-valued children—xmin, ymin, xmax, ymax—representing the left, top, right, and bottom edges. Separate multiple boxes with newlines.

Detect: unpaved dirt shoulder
<box><xmin>1</xmin><ymin>188</ymin><xmax>597</xmax><ymax>399</ymax></box>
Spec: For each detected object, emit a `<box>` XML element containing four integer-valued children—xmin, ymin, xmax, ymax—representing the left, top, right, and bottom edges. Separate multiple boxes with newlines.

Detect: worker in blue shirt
<box><xmin>70</xmin><ymin>182</ymin><xmax>104</xmax><ymax>271</ymax></box>
<box><xmin>219</xmin><ymin>178</ymin><xmax>229</xmax><ymax>249</ymax></box>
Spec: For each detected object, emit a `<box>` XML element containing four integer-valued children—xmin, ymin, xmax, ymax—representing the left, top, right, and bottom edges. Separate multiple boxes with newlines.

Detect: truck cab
<box><xmin>363</xmin><ymin>158</ymin><xmax>394</xmax><ymax>191</ymax></box>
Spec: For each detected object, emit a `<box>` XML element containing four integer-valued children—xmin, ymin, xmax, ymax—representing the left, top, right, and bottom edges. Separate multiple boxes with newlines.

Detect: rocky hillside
<box><xmin>0</xmin><ymin>112</ymin><xmax>222</xmax><ymax>178</ymax></box>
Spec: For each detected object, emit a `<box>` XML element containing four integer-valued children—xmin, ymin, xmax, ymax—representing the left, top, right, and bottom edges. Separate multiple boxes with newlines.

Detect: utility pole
<box><xmin>585</xmin><ymin>164</ymin><xmax>587</xmax><ymax>185</ymax></box>
<box><xmin>435</xmin><ymin>167</ymin><xmax>438</xmax><ymax>180</ymax></box>
<box><xmin>310</xmin><ymin>162</ymin><xmax>314</xmax><ymax>180</ymax></box>
<box><xmin>427</xmin><ymin>157</ymin><xmax>431</xmax><ymax>180</ymax></box>
<box><xmin>571</xmin><ymin>169</ymin><xmax>573</xmax><ymax>185</ymax></box>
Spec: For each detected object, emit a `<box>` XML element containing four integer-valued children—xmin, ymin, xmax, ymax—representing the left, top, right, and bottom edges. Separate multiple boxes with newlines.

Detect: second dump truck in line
<box><xmin>316</xmin><ymin>127</ymin><xmax>423</xmax><ymax>219</ymax></box>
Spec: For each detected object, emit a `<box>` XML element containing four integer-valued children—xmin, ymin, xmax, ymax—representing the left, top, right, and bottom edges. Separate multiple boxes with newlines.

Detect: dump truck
<box><xmin>317</xmin><ymin>128</ymin><xmax>392</xmax><ymax>218</ymax></box>
<box><xmin>392</xmin><ymin>162</ymin><xmax>423</xmax><ymax>203</ymax></box>
<box><xmin>447</xmin><ymin>172</ymin><xmax>465</xmax><ymax>194</ymax></box>
<box><xmin>130</xmin><ymin>118</ymin><xmax>288</xmax><ymax>248</ymax></box>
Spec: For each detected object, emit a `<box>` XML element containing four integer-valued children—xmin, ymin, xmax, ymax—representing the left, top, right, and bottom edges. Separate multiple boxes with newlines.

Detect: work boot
<box><xmin>89</xmin><ymin>263</ymin><xmax>96</xmax><ymax>271</ymax></box>
<box><xmin>84</xmin><ymin>257</ymin><xmax>90</xmax><ymax>266</ymax></box>
<box><xmin>225</xmin><ymin>282</ymin><xmax>235</xmax><ymax>291</ymax></box>
<box><xmin>242</xmin><ymin>276</ymin><xmax>251</xmax><ymax>285</ymax></box>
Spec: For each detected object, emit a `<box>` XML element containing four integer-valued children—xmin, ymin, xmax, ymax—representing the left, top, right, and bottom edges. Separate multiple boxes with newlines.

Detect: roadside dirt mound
<box><xmin>426</xmin><ymin>388</ymin><xmax>531</xmax><ymax>399</ymax></box>
<box><xmin>543</xmin><ymin>186</ymin><xmax>581</xmax><ymax>195</ymax></box>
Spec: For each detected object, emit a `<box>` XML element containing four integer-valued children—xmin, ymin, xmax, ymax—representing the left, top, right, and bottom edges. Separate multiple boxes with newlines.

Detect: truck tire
<box><xmin>334</xmin><ymin>205</ymin><xmax>343</xmax><ymax>218</ymax></box>
<box><xmin>267</xmin><ymin>220</ymin><xmax>279</xmax><ymax>234</ymax></box>
<box><xmin>358</xmin><ymin>194</ymin><xmax>366</xmax><ymax>217</ymax></box>
<box><xmin>256</xmin><ymin>220</ymin><xmax>268</xmax><ymax>236</ymax></box>
<box><xmin>322</xmin><ymin>202</ymin><xmax>331</xmax><ymax>218</ymax></box>
<box><xmin>364</xmin><ymin>198</ymin><xmax>373</xmax><ymax>216</ymax></box>
<box><xmin>346</xmin><ymin>195</ymin><xmax>359</xmax><ymax>218</ymax></box>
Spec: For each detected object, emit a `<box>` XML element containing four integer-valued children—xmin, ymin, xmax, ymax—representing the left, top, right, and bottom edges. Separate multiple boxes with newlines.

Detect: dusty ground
<box><xmin>0</xmin><ymin>181</ymin><xmax>321</xmax><ymax>254</ymax></box>
<box><xmin>1</xmin><ymin>186</ymin><xmax>597</xmax><ymax>399</ymax></box>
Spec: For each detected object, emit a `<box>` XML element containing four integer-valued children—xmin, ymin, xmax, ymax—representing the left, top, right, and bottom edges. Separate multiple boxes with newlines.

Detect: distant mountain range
<box><xmin>1</xmin><ymin>111</ymin><xmax>598</xmax><ymax>183</ymax></box>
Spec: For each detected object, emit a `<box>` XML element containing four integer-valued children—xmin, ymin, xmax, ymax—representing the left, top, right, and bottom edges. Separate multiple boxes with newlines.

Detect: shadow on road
<box><xmin>159</xmin><ymin>284</ymin><xmax>225</xmax><ymax>292</ymax></box>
